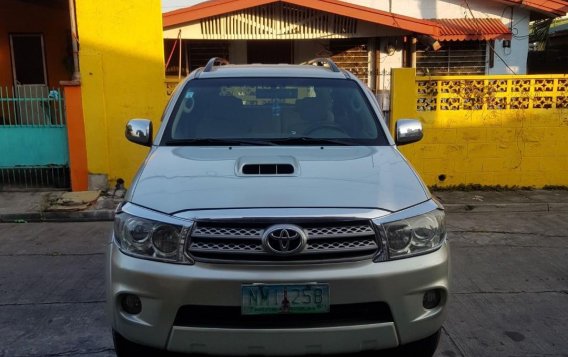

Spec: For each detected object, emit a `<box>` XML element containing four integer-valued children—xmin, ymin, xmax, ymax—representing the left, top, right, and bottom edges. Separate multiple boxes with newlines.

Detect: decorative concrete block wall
<box><xmin>390</xmin><ymin>68</ymin><xmax>568</xmax><ymax>187</ymax></box>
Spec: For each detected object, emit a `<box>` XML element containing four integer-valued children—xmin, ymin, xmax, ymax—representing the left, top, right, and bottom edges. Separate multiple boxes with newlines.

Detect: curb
<box><xmin>0</xmin><ymin>210</ymin><xmax>115</xmax><ymax>223</ymax></box>
<box><xmin>444</xmin><ymin>202</ymin><xmax>568</xmax><ymax>213</ymax></box>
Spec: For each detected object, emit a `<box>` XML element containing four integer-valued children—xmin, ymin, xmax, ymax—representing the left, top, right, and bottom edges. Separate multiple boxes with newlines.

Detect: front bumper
<box><xmin>106</xmin><ymin>241</ymin><xmax>449</xmax><ymax>355</ymax></box>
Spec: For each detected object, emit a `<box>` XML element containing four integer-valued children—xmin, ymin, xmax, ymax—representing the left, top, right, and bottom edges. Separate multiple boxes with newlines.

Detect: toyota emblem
<box><xmin>262</xmin><ymin>224</ymin><xmax>307</xmax><ymax>255</ymax></box>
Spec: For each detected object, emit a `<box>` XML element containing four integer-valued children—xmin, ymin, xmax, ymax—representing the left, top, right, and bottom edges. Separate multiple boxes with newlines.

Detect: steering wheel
<box><xmin>304</xmin><ymin>124</ymin><xmax>349</xmax><ymax>137</ymax></box>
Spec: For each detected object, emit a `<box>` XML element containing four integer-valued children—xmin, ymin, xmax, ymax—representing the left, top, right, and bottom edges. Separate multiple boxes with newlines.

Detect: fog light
<box><xmin>121</xmin><ymin>294</ymin><xmax>142</xmax><ymax>315</ymax></box>
<box><xmin>423</xmin><ymin>289</ymin><xmax>442</xmax><ymax>309</ymax></box>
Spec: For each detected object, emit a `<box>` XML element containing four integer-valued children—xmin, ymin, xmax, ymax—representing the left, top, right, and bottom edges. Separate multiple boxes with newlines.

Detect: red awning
<box><xmin>432</xmin><ymin>18</ymin><xmax>512</xmax><ymax>41</ymax></box>
<box><xmin>163</xmin><ymin>0</ymin><xmax>441</xmax><ymax>36</ymax></box>
<box><xmin>490</xmin><ymin>0</ymin><xmax>568</xmax><ymax>17</ymax></box>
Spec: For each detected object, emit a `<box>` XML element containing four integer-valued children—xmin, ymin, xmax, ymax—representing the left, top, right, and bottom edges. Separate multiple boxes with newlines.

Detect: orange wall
<box><xmin>0</xmin><ymin>0</ymin><xmax>72</xmax><ymax>88</ymax></box>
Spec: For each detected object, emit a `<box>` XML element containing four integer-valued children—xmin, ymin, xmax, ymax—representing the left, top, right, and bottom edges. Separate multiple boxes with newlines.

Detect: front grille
<box><xmin>187</xmin><ymin>220</ymin><xmax>380</xmax><ymax>263</ymax></box>
<box><xmin>174</xmin><ymin>302</ymin><xmax>393</xmax><ymax>328</ymax></box>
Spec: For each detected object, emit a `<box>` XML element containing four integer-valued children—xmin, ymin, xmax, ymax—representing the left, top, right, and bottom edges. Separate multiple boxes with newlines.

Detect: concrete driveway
<box><xmin>0</xmin><ymin>211</ymin><xmax>566</xmax><ymax>357</ymax></box>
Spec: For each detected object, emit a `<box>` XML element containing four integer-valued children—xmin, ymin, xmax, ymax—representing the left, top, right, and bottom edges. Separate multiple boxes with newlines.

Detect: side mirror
<box><xmin>126</xmin><ymin>119</ymin><xmax>153</xmax><ymax>147</ymax></box>
<box><xmin>395</xmin><ymin>119</ymin><xmax>423</xmax><ymax>146</ymax></box>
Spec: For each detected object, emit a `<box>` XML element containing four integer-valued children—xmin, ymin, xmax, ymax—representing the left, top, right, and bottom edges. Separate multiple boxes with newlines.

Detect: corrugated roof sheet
<box><xmin>432</xmin><ymin>18</ymin><xmax>512</xmax><ymax>41</ymax></box>
<box><xmin>491</xmin><ymin>0</ymin><xmax>568</xmax><ymax>17</ymax></box>
<box><xmin>163</xmin><ymin>0</ymin><xmax>441</xmax><ymax>36</ymax></box>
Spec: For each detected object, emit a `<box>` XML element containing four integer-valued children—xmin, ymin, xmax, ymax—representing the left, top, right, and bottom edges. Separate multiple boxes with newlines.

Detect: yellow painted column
<box><xmin>389</xmin><ymin>68</ymin><xmax>418</xmax><ymax>135</ymax></box>
<box><xmin>75</xmin><ymin>0</ymin><xmax>166</xmax><ymax>187</ymax></box>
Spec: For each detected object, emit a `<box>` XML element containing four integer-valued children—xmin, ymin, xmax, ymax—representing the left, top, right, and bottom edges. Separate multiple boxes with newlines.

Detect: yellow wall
<box><xmin>391</xmin><ymin>69</ymin><xmax>568</xmax><ymax>188</ymax></box>
<box><xmin>75</xmin><ymin>0</ymin><xmax>166</xmax><ymax>187</ymax></box>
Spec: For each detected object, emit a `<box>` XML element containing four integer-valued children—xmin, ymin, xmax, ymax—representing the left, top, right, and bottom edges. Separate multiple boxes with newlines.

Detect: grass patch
<box><xmin>430</xmin><ymin>184</ymin><xmax>534</xmax><ymax>191</ymax></box>
<box><xmin>542</xmin><ymin>185</ymin><xmax>568</xmax><ymax>190</ymax></box>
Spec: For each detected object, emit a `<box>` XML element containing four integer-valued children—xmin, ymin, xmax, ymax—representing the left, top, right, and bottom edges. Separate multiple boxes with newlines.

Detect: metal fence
<box><xmin>0</xmin><ymin>167</ymin><xmax>70</xmax><ymax>190</ymax></box>
<box><xmin>0</xmin><ymin>86</ymin><xmax>69</xmax><ymax>190</ymax></box>
<box><xmin>0</xmin><ymin>86</ymin><xmax>65</xmax><ymax>126</ymax></box>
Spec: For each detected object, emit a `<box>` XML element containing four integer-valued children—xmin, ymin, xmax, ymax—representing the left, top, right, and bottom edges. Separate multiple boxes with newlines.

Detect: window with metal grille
<box><xmin>416</xmin><ymin>41</ymin><xmax>487</xmax><ymax>76</ymax></box>
<box><xmin>329</xmin><ymin>39</ymin><xmax>369</xmax><ymax>83</ymax></box>
<box><xmin>164</xmin><ymin>40</ymin><xmax>230</xmax><ymax>76</ymax></box>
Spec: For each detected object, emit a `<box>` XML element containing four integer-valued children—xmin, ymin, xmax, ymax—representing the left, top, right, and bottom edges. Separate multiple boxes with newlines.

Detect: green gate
<box><xmin>0</xmin><ymin>86</ymin><xmax>70</xmax><ymax>190</ymax></box>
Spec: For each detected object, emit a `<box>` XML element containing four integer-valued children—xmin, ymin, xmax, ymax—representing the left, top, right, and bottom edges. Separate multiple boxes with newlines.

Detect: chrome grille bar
<box><xmin>191</xmin><ymin>226</ymin><xmax>263</xmax><ymax>239</ymax></box>
<box><xmin>306</xmin><ymin>238</ymin><xmax>378</xmax><ymax>251</ymax></box>
<box><xmin>305</xmin><ymin>225</ymin><xmax>375</xmax><ymax>239</ymax></box>
<box><xmin>189</xmin><ymin>241</ymin><xmax>264</xmax><ymax>253</ymax></box>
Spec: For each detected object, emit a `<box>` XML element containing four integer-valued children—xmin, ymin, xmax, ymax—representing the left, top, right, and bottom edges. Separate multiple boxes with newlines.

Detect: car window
<box><xmin>163</xmin><ymin>77</ymin><xmax>389</xmax><ymax>146</ymax></box>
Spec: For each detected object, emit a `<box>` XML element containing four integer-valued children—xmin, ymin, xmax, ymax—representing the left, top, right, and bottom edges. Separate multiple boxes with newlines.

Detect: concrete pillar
<box><xmin>60</xmin><ymin>81</ymin><xmax>88</xmax><ymax>191</ymax></box>
<box><xmin>389</xmin><ymin>68</ymin><xmax>418</xmax><ymax>135</ymax></box>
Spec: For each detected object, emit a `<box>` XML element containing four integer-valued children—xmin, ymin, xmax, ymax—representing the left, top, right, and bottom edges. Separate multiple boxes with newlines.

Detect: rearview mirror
<box><xmin>395</xmin><ymin>119</ymin><xmax>423</xmax><ymax>146</ymax></box>
<box><xmin>125</xmin><ymin>119</ymin><xmax>153</xmax><ymax>147</ymax></box>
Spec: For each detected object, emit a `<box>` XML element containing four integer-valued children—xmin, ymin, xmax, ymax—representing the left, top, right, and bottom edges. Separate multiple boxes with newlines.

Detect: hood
<box><xmin>128</xmin><ymin>146</ymin><xmax>429</xmax><ymax>214</ymax></box>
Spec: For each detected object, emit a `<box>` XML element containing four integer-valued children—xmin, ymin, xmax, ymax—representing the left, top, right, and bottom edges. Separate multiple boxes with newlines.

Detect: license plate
<box><xmin>241</xmin><ymin>284</ymin><xmax>330</xmax><ymax>315</ymax></box>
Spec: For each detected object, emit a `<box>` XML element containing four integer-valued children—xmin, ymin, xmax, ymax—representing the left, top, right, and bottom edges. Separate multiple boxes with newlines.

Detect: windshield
<box><xmin>162</xmin><ymin>77</ymin><xmax>388</xmax><ymax>146</ymax></box>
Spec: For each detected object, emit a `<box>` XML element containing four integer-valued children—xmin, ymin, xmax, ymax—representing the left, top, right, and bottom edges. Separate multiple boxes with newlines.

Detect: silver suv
<box><xmin>107</xmin><ymin>58</ymin><xmax>449</xmax><ymax>356</ymax></box>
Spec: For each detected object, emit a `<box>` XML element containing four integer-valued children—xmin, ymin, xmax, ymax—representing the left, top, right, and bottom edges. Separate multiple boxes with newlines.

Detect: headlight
<box><xmin>114</xmin><ymin>209</ymin><xmax>191</xmax><ymax>263</ymax></box>
<box><xmin>377</xmin><ymin>209</ymin><xmax>446</xmax><ymax>260</ymax></box>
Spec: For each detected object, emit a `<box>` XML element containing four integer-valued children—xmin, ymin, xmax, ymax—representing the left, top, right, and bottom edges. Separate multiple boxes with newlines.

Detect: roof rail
<box><xmin>304</xmin><ymin>58</ymin><xmax>341</xmax><ymax>72</ymax></box>
<box><xmin>203</xmin><ymin>57</ymin><xmax>230</xmax><ymax>72</ymax></box>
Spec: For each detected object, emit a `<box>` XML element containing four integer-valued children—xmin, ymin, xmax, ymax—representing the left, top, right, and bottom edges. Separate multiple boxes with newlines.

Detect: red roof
<box><xmin>163</xmin><ymin>0</ymin><xmax>567</xmax><ymax>37</ymax></box>
<box><xmin>432</xmin><ymin>18</ymin><xmax>512</xmax><ymax>41</ymax></box>
<box><xmin>490</xmin><ymin>0</ymin><xmax>568</xmax><ymax>17</ymax></box>
<box><xmin>163</xmin><ymin>0</ymin><xmax>441</xmax><ymax>36</ymax></box>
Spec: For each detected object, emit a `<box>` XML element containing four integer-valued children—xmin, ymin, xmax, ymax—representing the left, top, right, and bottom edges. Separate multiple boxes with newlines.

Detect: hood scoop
<box><xmin>242</xmin><ymin>163</ymin><xmax>294</xmax><ymax>175</ymax></box>
<box><xmin>237</xmin><ymin>156</ymin><xmax>298</xmax><ymax>176</ymax></box>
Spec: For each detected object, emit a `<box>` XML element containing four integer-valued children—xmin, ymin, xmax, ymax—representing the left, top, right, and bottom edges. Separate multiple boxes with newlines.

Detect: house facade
<box><xmin>0</xmin><ymin>0</ymin><xmax>76</xmax><ymax>189</ymax></box>
<box><xmin>1</xmin><ymin>0</ymin><xmax>565</xmax><ymax>191</ymax></box>
<box><xmin>0</xmin><ymin>0</ymin><xmax>166</xmax><ymax>191</ymax></box>
<box><xmin>163</xmin><ymin>0</ymin><xmax>568</xmax><ymax>96</ymax></box>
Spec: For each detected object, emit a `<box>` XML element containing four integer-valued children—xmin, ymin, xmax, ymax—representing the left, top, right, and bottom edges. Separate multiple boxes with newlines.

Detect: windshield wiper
<box><xmin>270</xmin><ymin>137</ymin><xmax>354</xmax><ymax>146</ymax></box>
<box><xmin>165</xmin><ymin>138</ymin><xmax>278</xmax><ymax>146</ymax></box>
